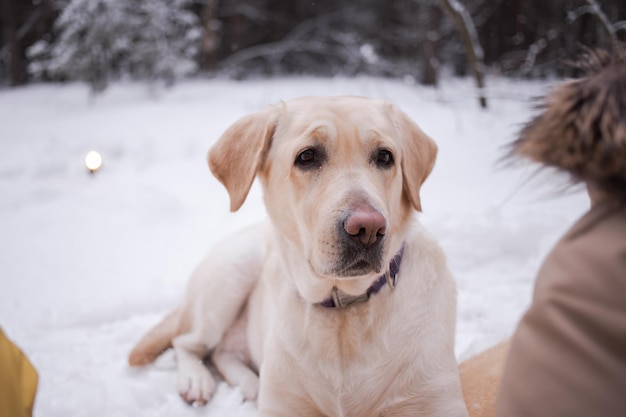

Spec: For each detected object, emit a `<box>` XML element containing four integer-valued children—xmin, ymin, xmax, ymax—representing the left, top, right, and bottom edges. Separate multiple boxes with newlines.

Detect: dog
<box><xmin>129</xmin><ymin>96</ymin><xmax>470</xmax><ymax>417</ymax></box>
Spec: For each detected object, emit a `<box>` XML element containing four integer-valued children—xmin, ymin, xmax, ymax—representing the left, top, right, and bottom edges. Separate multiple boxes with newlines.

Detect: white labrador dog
<box><xmin>129</xmin><ymin>96</ymin><xmax>469</xmax><ymax>417</ymax></box>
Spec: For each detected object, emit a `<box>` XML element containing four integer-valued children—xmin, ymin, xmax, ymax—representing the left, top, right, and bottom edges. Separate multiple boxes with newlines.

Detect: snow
<box><xmin>0</xmin><ymin>76</ymin><xmax>588</xmax><ymax>416</ymax></box>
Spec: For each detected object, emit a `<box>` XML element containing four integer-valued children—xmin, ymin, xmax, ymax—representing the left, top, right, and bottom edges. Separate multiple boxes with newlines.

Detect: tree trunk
<box><xmin>421</xmin><ymin>2</ymin><xmax>441</xmax><ymax>86</ymax></box>
<box><xmin>438</xmin><ymin>0</ymin><xmax>487</xmax><ymax>108</ymax></box>
<box><xmin>1</xmin><ymin>0</ymin><xmax>25</xmax><ymax>86</ymax></box>
<box><xmin>200</xmin><ymin>0</ymin><xmax>220</xmax><ymax>72</ymax></box>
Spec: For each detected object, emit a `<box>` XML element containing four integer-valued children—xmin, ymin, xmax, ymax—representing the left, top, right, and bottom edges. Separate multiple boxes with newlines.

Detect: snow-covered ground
<box><xmin>0</xmin><ymin>76</ymin><xmax>587</xmax><ymax>416</ymax></box>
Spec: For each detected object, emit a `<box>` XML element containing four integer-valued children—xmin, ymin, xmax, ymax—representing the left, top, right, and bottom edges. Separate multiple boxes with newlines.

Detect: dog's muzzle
<box><xmin>334</xmin><ymin>204</ymin><xmax>387</xmax><ymax>276</ymax></box>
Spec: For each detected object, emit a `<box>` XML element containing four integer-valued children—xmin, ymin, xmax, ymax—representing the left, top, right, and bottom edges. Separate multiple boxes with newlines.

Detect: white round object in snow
<box><xmin>85</xmin><ymin>150</ymin><xmax>103</xmax><ymax>173</ymax></box>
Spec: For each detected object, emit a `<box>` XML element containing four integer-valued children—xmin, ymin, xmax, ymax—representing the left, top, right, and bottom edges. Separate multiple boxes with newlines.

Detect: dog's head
<box><xmin>209</xmin><ymin>97</ymin><xmax>436</xmax><ymax>297</ymax></box>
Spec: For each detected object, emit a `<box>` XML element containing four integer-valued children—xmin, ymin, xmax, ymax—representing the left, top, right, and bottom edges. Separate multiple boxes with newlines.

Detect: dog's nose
<box><xmin>344</xmin><ymin>205</ymin><xmax>386</xmax><ymax>246</ymax></box>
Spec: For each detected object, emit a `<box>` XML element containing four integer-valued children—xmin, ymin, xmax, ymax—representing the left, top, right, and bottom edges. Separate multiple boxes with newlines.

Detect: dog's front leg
<box><xmin>173</xmin><ymin>331</ymin><xmax>216</xmax><ymax>406</ymax></box>
<box><xmin>171</xmin><ymin>223</ymin><xmax>266</xmax><ymax>405</ymax></box>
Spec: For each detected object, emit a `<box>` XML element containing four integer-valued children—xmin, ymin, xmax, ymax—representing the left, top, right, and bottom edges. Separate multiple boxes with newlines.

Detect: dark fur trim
<box><xmin>511</xmin><ymin>47</ymin><xmax>626</xmax><ymax>190</ymax></box>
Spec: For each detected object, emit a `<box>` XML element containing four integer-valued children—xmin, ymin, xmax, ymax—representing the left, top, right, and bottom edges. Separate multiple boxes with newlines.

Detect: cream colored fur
<box><xmin>129</xmin><ymin>96</ymin><xmax>469</xmax><ymax>417</ymax></box>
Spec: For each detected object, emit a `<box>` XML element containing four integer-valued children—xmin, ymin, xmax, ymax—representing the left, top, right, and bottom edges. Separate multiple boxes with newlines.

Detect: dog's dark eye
<box><xmin>295</xmin><ymin>148</ymin><xmax>318</xmax><ymax>168</ymax></box>
<box><xmin>375</xmin><ymin>149</ymin><xmax>394</xmax><ymax>168</ymax></box>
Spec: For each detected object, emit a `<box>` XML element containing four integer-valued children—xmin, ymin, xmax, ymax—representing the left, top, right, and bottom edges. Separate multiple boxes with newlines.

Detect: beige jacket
<box><xmin>496</xmin><ymin>196</ymin><xmax>626</xmax><ymax>417</ymax></box>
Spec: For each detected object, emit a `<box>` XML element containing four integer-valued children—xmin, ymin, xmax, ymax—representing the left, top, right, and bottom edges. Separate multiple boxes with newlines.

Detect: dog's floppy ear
<box><xmin>389</xmin><ymin>104</ymin><xmax>438</xmax><ymax>212</ymax></box>
<box><xmin>208</xmin><ymin>107</ymin><xmax>278</xmax><ymax>212</ymax></box>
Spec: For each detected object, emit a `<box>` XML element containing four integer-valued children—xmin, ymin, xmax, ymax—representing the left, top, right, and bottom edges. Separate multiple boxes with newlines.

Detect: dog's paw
<box><xmin>239</xmin><ymin>374</ymin><xmax>260</xmax><ymax>402</ymax></box>
<box><xmin>176</xmin><ymin>362</ymin><xmax>216</xmax><ymax>406</ymax></box>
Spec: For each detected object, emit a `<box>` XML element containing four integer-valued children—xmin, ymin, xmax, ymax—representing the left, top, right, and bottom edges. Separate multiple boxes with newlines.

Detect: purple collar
<box><xmin>318</xmin><ymin>244</ymin><xmax>405</xmax><ymax>309</ymax></box>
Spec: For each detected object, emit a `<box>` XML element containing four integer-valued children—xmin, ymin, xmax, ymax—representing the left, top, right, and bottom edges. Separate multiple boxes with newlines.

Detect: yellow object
<box><xmin>0</xmin><ymin>329</ymin><xmax>38</xmax><ymax>417</ymax></box>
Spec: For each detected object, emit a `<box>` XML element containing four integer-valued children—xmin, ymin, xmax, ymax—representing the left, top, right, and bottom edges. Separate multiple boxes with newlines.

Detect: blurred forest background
<box><xmin>1</xmin><ymin>0</ymin><xmax>625</xmax><ymax>93</ymax></box>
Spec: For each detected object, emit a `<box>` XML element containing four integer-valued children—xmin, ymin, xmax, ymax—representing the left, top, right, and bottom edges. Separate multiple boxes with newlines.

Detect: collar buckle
<box><xmin>331</xmin><ymin>287</ymin><xmax>370</xmax><ymax>309</ymax></box>
<box><xmin>386</xmin><ymin>271</ymin><xmax>398</xmax><ymax>289</ymax></box>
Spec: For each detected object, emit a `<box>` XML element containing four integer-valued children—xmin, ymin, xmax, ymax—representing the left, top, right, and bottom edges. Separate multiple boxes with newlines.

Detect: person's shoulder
<box><xmin>542</xmin><ymin>200</ymin><xmax>626</xmax><ymax>299</ymax></box>
<box><xmin>565</xmin><ymin>201</ymin><xmax>626</xmax><ymax>259</ymax></box>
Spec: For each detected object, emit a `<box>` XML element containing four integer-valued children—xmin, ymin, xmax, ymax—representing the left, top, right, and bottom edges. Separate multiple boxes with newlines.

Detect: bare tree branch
<box><xmin>584</xmin><ymin>0</ymin><xmax>618</xmax><ymax>48</ymax></box>
<box><xmin>569</xmin><ymin>0</ymin><xmax>619</xmax><ymax>49</ymax></box>
<box><xmin>520</xmin><ymin>28</ymin><xmax>560</xmax><ymax>76</ymax></box>
<box><xmin>614</xmin><ymin>21</ymin><xmax>626</xmax><ymax>32</ymax></box>
<box><xmin>520</xmin><ymin>38</ymin><xmax>548</xmax><ymax>76</ymax></box>
<box><xmin>216</xmin><ymin>12</ymin><xmax>346</xmax><ymax>74</ymax></box>
<box><xmin>567</xmin><ymin>5</ymin><xmax>594</xmax><ymax>24</ymax></box>
<box><xmin>438</xmin><ymin>0</ymin><xmax>487</xmax><ymax>108</ymax></box>
<box><xmin>16</xmin><ymin>8</ymin><xmax>43</xmax><ymax>40</ymax></box>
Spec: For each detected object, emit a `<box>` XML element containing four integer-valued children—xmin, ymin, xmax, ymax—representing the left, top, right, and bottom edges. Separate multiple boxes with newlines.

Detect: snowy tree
<box><xmin>28</xmin><ymin>0</ymin><xmax>200</xmax><ymax>92</ymax></box>
<box><xmin>127</xmin><ymin>0</ymin><xmax>201</xmax><ymax>83</ymax></box>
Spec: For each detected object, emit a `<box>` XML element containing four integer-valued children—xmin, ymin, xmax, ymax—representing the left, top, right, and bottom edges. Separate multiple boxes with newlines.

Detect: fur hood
<box><xmin>511</xmin><ymin>47</ymin><xmax>626</xmax><ymax>191</ymax></box>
